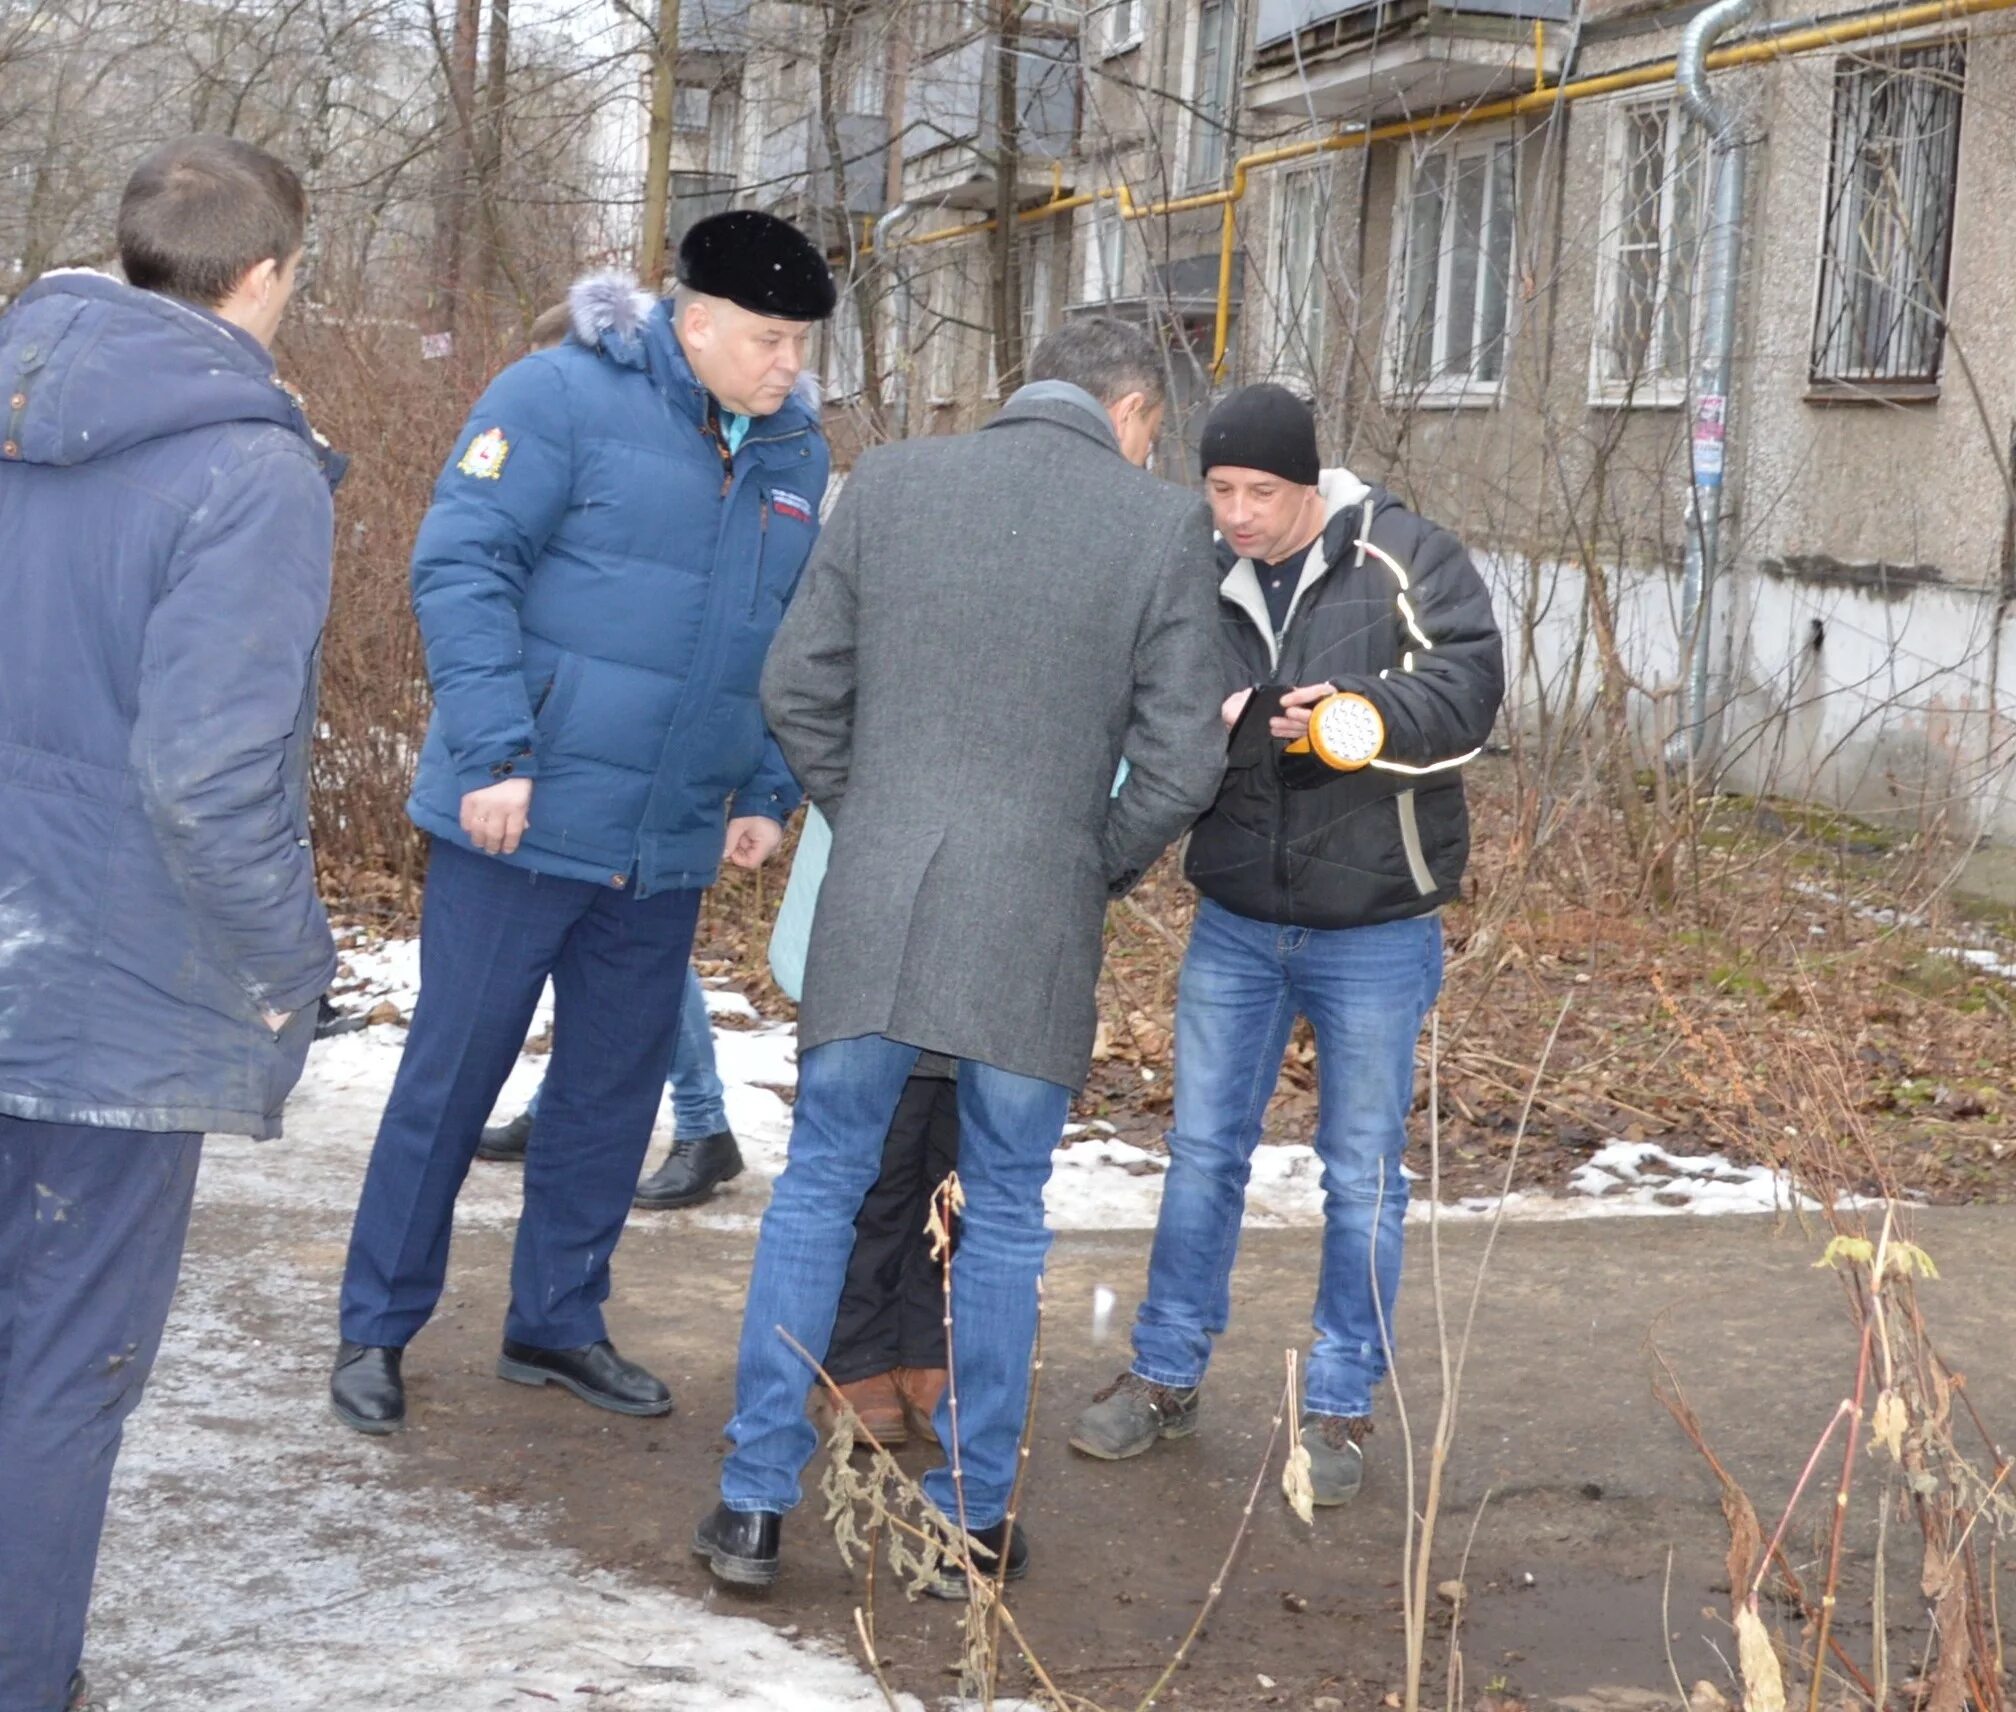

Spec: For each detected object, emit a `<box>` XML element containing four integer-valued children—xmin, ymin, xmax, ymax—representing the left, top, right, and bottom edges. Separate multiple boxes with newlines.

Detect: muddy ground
<box><xmin>197</xmin><ymin>1190</ymin><xmax>2016</xmax><ymax>1712</ymax></box>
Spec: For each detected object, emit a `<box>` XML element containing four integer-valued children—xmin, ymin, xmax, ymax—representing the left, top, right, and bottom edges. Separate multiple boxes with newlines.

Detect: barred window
<box><xmin>1811</xmin><ymin>44</ymin><xmax>1965</xmax><ymax>386</ymax></box>
<box><xmin>1271</xmin><ymin>166</ymin><xmax>1326</xmax><ymax>389</ymax></box>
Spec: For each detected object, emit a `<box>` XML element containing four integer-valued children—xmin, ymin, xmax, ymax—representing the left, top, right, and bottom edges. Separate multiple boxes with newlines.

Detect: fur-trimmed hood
<box><xmin>565</xmin><ymin>270</ymin><xmax>823</xmax><ymax>417</ymax></box>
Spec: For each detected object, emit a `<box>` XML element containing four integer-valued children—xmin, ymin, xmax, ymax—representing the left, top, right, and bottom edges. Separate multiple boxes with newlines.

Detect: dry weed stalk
<box><xmin>1391</xmin><ymin>998</ymin><xmax>1573</xmax><ymax>1712</ymax></box>
<box><xmin>1650</xmin><ymin>997</ymin><xmax>2015</xmax><ymax>1712</ymax></box>
<box><xmin>792</xmin><ymin>1267</ymin><xmax>1308</xmax><ymax>1709</ymax></box>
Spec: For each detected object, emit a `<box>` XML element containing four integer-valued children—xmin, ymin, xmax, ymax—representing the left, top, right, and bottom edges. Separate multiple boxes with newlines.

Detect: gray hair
<box><xmin>1028</xmin><ymin>316</ymin><xmax>1166</xmax><ymax>409</ymax></box>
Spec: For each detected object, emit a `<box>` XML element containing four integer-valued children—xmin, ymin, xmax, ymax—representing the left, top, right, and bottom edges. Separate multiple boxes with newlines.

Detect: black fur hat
<box><xmin>677</xmin><ymin>211</ymin><xmax>837</xmax><ymax>322</ymax></box>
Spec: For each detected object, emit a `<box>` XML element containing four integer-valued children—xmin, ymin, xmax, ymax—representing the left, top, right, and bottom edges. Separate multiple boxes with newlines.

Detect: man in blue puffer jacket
<box><xmin>331</xmin><ymin>213</ymin><xmax>835</xmax><ymax>1436</ymax></box>
<box><xmin>0</xmin><ymin>136</ymin><xmax>339</xmax><ymax>1712</ymax></box>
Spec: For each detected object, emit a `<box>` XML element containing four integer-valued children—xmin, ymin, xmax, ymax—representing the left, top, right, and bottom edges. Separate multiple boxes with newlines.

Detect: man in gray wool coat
<box><xmin>694</xmin><ymin>317</ymin><xmax>1227</xmax><ymax>1594</ymax></box>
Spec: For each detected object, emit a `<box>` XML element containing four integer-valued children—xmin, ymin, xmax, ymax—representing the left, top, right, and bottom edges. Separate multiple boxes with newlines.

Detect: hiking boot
<box><xmin>893</xmin><ymin>1365</ymin><xmax>946</xmax><ymax>1447</ymax></box>
<box><xmin>1299</xmin><ymin>1412</ymin><xmax>1371</xmax><ymax>1506</ymax></box>
<box><xmin>923</xmin><ymin>1517</ymin><xmax>1031</xmax><ymax>1600</ymax></box>
<box><xmin>476</xmin><ymin>1108</ymin><xmax>532</xmax><ymax>1163</ymax></box>
<box><xmin>634</xmin><ymin>1129</ymin><xmax>743</xmax><ymax>1209</ymax></box>
<box><xmin>1068</xmin><ymin>1371</ymin><xmax>1200</xmax><ymax>1461</ymax></box>
<box><xmin>811</xmin><ymin>1371</ymin><xmax>908</xmax><ymax>1449</ymax></box>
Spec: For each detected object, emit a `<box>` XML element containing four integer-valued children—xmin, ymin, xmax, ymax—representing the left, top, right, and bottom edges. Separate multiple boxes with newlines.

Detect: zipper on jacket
<box><xmin>703</xmin><ymin>405</ymin><xmax>733</xmax><ymax>497</ymax></box>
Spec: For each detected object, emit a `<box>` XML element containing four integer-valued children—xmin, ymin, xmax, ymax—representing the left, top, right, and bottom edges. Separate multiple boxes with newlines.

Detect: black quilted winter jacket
<box><xmin>1183</xmin><ymin>468</ymin><xmax>1505</xmax><ymax>930</ymax></box>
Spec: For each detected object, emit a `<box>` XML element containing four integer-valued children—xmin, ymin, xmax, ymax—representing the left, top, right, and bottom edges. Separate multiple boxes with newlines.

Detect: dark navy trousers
<box><xmin>0</xmin><ymin>1116</ymin><xmax>202</xmax><ymax>1712</ymax></box>
<box><xmin>339</xmin><ymin>839</ymin><xmax>700</xmax><ymax>1351</ymax></box>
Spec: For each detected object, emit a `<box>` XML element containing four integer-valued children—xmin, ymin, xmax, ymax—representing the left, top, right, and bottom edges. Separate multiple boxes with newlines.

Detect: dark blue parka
<box><xmin>404</xmin><ymin>275</ymin><xmax>829</xmax><ymax>893</ymax></box>
<box><xmin>0</xmin><ymin>271</ymin><xmax>340</xmax><ymax>1139</ymax></box>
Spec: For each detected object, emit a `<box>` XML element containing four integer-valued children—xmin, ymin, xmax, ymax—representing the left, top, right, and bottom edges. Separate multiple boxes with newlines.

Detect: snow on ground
<box><xmin>320</xmin><ymin>934</ymin><xmax>1863</xmax><ymax>1235</ymax></box>
<box><xmin>92</xmin><ymin>1244</ymin><xmax>927</xmax><ymax>1712</ymax></box>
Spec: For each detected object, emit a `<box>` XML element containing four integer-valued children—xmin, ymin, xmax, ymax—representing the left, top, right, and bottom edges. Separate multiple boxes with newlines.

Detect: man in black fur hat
<box><xmin>330</xmin><ymin>214</ymin><xmax>835</xmax><ymax>1436</ymax></box>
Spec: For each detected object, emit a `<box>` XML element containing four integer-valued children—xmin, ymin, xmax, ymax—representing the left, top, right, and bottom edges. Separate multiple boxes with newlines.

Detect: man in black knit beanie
<box><xmin>1070</xmin><ymin>384</ymin><xmax>1505</xmax><ymax>1512</ymax></box>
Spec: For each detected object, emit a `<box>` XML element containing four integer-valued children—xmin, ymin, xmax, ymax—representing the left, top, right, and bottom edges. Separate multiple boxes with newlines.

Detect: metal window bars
<box><xmin>1811</xmin><ymin>41</ymin><xmax>1965</xmax><ymax>385</ymax></box>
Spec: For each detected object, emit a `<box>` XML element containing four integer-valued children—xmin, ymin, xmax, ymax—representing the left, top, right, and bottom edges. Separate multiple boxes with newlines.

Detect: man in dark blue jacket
<box><xmin>0</xmin><ymin>136</ymin><xmax>338</xmax><ymax>1712</ymax></box>
<box><xmin>330</xmin><ymin>214</ymin><xmax>835</xmax><ymax>1436</ymax></box>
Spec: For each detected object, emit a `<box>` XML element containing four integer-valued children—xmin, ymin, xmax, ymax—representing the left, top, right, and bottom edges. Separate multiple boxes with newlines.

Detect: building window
<box><xmin>1271</xmin><ymin>166</ymin><xmax>1326</xmax><ymax>388</ymax></box>
<box><xmin>924</xmin><ymin>271</ymin><xmax>962</xmax><ymax>404</ymax></box>
<box><xmin>826</xmin><ymin>288</ymin><xmax>866</xmax><ymax>401</ymax></box>
<box><xmin>1592</xmin><ymin>99</ymin><xmax>1704</xmax><ymax>404</ymax></box>
<box><xmin>674</xmin><ymin>85</ymin><xmax>711</xmax><ymax>134</ymax></box>
<box><xmin>706</xmin><ymin>89</ymin><xmax>740</xmax><ymax>176</ymax></box>
<box><xmin>990</xmin><ymin>231</ymin><xmax>1059</xmax><ymax>396</ymax></box>
<box><xmin>1079</xmin><ymin>200</ymin><xmax>1125</xmax><ymax>302</ymax></box>
<box><xmin>1811</xmin><ymin>43</ymin><xmax>1964</xmax><ymax>387</ymax></box>
<box><xmin>1185</xmin><ymin>0</ymin><xmax>1236</xmax><ymax>189</ymax></box>
<box><xmin>1390</xmin><ymin>133</ymin><xmax>1517</xmax><ymax>399</ymax></box>
<box><xmin>1023</xmin><ymin>229</ymin><xmax>1058</xmax><ymax>350</ymax></box>
<box><xmin>1097</xmin><ymin>0</ymin><xmax>1143</xmax><ymax>58</ymax></box>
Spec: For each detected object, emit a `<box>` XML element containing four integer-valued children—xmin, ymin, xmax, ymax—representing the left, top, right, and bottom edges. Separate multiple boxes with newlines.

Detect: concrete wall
<box><xmin>1246</xmin><ymin>7</ymin><xmax>2016</xmax><ymax>838</ymax></box>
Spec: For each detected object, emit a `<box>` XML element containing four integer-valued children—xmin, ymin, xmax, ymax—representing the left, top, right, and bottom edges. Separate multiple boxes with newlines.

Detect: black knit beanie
<box><xmin>1199</xmin><ymin>383</ymin><xmax>1320</xmax><ymax>486</ymax></box>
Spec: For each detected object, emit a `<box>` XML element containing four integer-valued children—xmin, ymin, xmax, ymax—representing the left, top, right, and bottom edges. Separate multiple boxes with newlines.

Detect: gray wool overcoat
<box><xmin>760</xmin><ymin>386</ymin><xmax>1226</xmax><ymax>1091</ymax></box>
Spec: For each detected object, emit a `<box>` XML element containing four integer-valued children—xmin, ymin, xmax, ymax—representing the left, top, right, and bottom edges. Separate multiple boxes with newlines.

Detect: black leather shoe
<box><xmin>924</xmin><ymin>1518</ymin><xmax>1031</xmax><ymax>1600</ymax></box>
<box><xmin>497</xmin><ymin>1338</ymin><xmax>672</xmax><ymax>1416</ymax></box>
<box><xmin>314</xmin><ymin>996</ymin><xmax>369</xmax><ymax>1040</ymax></box>
<box><xmin>476</xmin><ymin>1108</ymin><xmax>533</xmax><ymax>1163</ymax></box>
<box><xmin>330</xmin><ymin>1341</ymin><xmax>405</xmax><ymax>1435</ymax></box>
<box><xmin>692</xmin><ymin>1501</ymin><xmax>781</xmax><ymax>1588</ymax></box>
<box><xmin>634</xmin><ymin>1129</ymin><xmax>742</xmax><ymax>1209</ymax></box>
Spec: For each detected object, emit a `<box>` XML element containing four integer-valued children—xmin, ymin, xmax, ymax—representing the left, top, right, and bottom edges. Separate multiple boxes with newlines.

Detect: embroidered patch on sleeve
<box><xmin>770</xmin><ymin>489</ymin><xmax>814</xmax><ymax>523</ymax></box>
<box><xmin>457</xmin><ymin>427</ymin><xmax>510</xmax><ymax>480</ymax></box>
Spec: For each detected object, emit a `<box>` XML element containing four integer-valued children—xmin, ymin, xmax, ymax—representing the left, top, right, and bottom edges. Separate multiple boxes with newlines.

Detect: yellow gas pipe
<box><xmin>894</xmin><ymin>0</ymin><xmax>2016</xmax><ymax>379</ymax></box>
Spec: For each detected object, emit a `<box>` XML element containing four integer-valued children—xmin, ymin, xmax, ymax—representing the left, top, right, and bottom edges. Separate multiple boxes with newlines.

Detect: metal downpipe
<box><xmin>1674</xmin><ymin>0</ymin><xmax>1757</xmax><ymax>767</ymax></box>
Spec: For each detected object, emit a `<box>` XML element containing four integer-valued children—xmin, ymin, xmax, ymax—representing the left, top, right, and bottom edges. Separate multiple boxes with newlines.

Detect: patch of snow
<box><xmin>92</xmin><ymin>1239</ymin><xmax>929</xmax><ymax>1710</ymax></box>
<box><xmin>1566</xmin><ymin>1140</ymin><xmax>1817</xmax><ymax>1216</ymax></box>
<box><xmin>293</xmin><ymin>935</ymin><xmax>1865</xmax><ymax>1247</ymax></box>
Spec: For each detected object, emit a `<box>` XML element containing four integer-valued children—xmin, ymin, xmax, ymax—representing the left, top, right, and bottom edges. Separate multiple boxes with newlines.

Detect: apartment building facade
<box><xmin>682</xmin><ymin>0</ymin><xmax>2016</xmax><ymax>837</ymax></box>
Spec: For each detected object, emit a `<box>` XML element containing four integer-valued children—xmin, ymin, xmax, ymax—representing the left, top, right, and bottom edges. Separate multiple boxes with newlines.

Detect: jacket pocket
<box><xmin>530</xmin><ymin>651</ymin><xmax>585</xmax><ymax>748</ymax></box>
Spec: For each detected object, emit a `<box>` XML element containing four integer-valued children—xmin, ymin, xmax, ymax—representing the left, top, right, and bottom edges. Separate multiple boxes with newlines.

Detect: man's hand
<box><xmin>1272</xmin><ymin>682</ymin><xmax>1337</xmax><ymax>741</ymax></box>
<box><xmin>1221</xmin><ymin>687</ymin><xmax>1253</xmax><ymax>730</ymax></box>
<box><xmin>461</xmin><ymin>778</ymin><xmax>533</xmax><ymax>856</ymax></box>
<box><xmin>724</xmin><ymin>815</ymin><xmax>784</xmax><ymax>870</ymax></box>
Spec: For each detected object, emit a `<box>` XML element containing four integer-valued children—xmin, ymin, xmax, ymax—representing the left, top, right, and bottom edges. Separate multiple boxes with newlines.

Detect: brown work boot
<box><xmin>812</xmin><ymin>1371</ymin><xmax>909</xmax><ymax>1449</ymax></box>
<box><xmin>893</xmin><ymin>1366</ymin><xmax>947</xmax><ymax>1446</ymax></box>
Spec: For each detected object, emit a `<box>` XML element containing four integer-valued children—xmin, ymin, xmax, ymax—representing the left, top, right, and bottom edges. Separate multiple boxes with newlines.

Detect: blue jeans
<box><xmin>0</xmin><ymin>1117</ymin><xmax>202</xmax><ymax>1712</ymax></box>
<box><xmin>525</xmin><ymin>964</ymin><xmax>726</xmax><ymax>1141</ymax></box>
<box><xmin>1130</xmin><ymin>899</ymin><xmax>1443</xmax><ymax>1419</ymax></box>
<box><xmin>721</xmin><ymin>1034</ymin><xmax>1069</xmax><ymax>1528</ymax></box>
<box><xmin>340</xmin><ymin>840</ymin><xmax>700</xmax><ymax>1350</ymax></box>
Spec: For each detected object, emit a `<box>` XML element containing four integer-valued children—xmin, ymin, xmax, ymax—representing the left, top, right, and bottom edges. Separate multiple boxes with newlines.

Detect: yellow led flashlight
<box><xmin>1286</xmin><ymin>691</ymin><xmax>1386</xmax><ymax>771</ymax></box>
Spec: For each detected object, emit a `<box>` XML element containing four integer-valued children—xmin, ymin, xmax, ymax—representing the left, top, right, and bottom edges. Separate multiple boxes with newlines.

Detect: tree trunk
<box><xmin>637</xmin><ymin>0</ymin><xmax>682</xmax><ymax>285</ymax></box>
<box><xmin>477</xmin><ymin>0</ymin><xmax>520</xmax><ymax>316</ymax></box>
<box><xmin>431</xmin><ymin>0</ymin><xmax>481</xmax><ymax>342</ymax></box>
<box><xmin>859</xmin><ymin>8</ymin><xmax>913</xmax><ymax>438</ymax></box>
<box><xmin>989</xmin><ymin>0</ymin><xmax>1024</xmax><ymax>395</ymax></box>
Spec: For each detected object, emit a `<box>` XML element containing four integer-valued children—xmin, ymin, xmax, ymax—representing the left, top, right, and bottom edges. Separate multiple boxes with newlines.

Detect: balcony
<box><xmin>667</xmin><ymin>172</ymin><xmax>737</xmax><ymax>254</ymax></box>
<box><xmin>756</xmin><ymin>111</ymin><xmax>891</xmax><ymax>242</ymax></box>
<box><xmin>902</xmin><ymin>26</ymin><xmax>1080</xmax><ymax>211</ymax></box>
<box><xmin>1246</xmin><ymin>0</ymin><xmax>1571</xmax><ymax>121</ymax></box>
<box><xmin>681</xmin><ymin>0</ymin><xmax>751</xmax><ymax>60</ymax></box>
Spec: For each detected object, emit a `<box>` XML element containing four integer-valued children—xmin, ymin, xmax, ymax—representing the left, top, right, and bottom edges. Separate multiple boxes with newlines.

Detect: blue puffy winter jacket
<box><xmin>0</xmin><ymin>271</ymin><xmax>340</xmax><ymax>1139</ymax></box>
<box><xmin>404</xmin><ymin>275</ymin><xmax>829</xmax><ymax>894</ymax></box>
